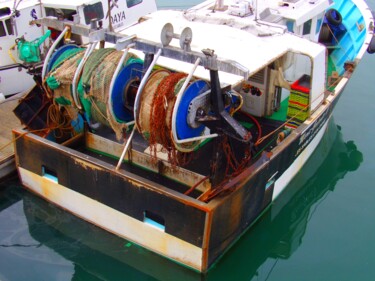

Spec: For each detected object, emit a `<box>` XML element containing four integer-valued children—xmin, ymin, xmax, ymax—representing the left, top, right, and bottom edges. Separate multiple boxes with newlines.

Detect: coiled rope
<box><xmin>137</xmin><ymin>69</ymin><xmax>205</xmax><ymax>166</ymax></box>
<box><xmin>149</xmin><ymin>72</ymin><xmax>187</xmax><ymax>165</ymax></box>
<box><xmin>45</xmin><ymin>46</ymin><xmax>138</xmax><ymax>139</ymax></box>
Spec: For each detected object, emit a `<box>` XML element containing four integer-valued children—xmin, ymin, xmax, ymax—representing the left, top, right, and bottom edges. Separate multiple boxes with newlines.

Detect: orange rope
<box><xmin>184</xmin><ymin>176</ymin><xmax>209</xmax><ymax>195</ymax></box>
<box><xmin>0</xmin><ymin>123</ymin><xmax>70</xmax><ymax>153</ymax></box>
<box><xmin>219</xmin><ymin>135</ymin><xmax>251</xmax><ymax>179</ymax></box>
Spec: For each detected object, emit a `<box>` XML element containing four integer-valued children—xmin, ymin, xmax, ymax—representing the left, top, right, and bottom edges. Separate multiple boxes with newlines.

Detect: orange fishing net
<box><xmin>149</xmin><ymin>72</ymin><xmax>187</xmax><ymax>165</ymax></box>
<box><xmin>137</xmin><ymin>70</ymin><xmax>170</xmax><ymax>139</ymax></box>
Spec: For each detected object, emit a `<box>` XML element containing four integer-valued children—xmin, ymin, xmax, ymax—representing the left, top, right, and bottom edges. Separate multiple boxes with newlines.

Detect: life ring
<box><xmin>326</xmin><ymin>9</ymin><xmax>342</xmax><ymax>26</ymax></box>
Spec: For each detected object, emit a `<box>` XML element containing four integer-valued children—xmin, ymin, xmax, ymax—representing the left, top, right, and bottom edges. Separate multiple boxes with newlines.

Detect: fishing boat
<box><xmin>0</xmin><ymin>0</ymin><xmax>157</xmax><ymax>180</ymax></box>
<box><xmin>12</xmin><ymin>0</ymin><xmax>374</xmax><ymax>272</ymax></box>
<box><xmin>14</xmin><ymin>118</ymin><xmax>360</xmax><ymax>281</ymax></box>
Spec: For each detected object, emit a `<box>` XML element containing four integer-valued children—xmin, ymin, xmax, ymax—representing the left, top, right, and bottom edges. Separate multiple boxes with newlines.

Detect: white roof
<box><xmin>0</xmin><ymin>0</ymin><xmax>40</xmax><ymax>11</ymax></box>
<box><xmin>40</xmin><ymin>0</ymin><xmax>98</xmax><ymax>9</ymax></box>
<box><xmin>0</xmin><ymin>0</ymin><xmax>96</xmax><ymax>12</ymax></box>
<box><xmin>124</xmin><ymin>10</ymin><xmax>326</xmax><ymax>84</ymax></box>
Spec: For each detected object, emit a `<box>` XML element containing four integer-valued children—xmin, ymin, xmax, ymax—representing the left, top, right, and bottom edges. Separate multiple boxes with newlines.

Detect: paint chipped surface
<box><xmin>18</xmin><ymin>167</ymin><xmax>204</xmax><ymax>271</ymax></box>
<box><xmin>73</xmin><ymin>158</ymin><xmax>105</xmax><ymax>171</ymax></box>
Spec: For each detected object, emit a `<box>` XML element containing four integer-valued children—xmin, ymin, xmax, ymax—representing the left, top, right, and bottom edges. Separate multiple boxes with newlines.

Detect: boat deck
<box><xmin>75</xmin><ymin>109</ymin><xmax>286</xmax><ymax>200</ymax></box>
<box><xmin>0</xmin><ymin>92</ymin><xmax>24</xmax><ymax>179</ymax></box>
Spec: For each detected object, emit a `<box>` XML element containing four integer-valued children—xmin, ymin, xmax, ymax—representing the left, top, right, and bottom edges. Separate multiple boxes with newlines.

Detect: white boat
<box><xmin>0</xmin><ymin>0</ymin><xmax>157</xmax><ymax>181</ymax></box>
<box><xmin>12</xmin><ymin>0</ymin><xmax>374</xmax><ymax>272</ymax></box>
<box><xmin>19</xmin><ymin>118</ymin><xmax>360</xmax><ymax>280</ymax></box>
<box><xmin>0</xmin><ymin>0</ymin><xmax>157</xmax><ymax>97</ymax></box>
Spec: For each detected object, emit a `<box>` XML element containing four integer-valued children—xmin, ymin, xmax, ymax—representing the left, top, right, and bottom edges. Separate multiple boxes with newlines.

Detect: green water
<box><xmin>1</xmin><ymin>1</ymin><xmax>375</xmax><ymax>280</ymax></box>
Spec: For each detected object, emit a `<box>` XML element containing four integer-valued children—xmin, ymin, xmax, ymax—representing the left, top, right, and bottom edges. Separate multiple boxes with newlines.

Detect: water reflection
<box><xmin>206</xmin><ymin>117</ymin><xmax>363</xmax><ymax>281</ymax></box>
<box><xmin>0</xmin><ymin>117</ymin><xmax>363</xmax><ymax>281</ymax></box>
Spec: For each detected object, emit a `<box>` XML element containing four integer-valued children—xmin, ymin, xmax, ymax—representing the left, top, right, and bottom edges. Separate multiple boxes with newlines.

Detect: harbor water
<box><xmin>1</xmin><ymin>1</ymin><xmax>375</xmax><ymax>280</ymax></box>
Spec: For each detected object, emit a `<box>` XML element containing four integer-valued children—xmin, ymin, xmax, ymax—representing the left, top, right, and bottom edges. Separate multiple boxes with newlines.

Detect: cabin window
<box><xmin>315</xmin><ymin>18</ymin><xmax>323</xmax><ymax>34</ymax></box>
<box><xmin>0</xmin><ymin>21</ymin><xmax>5</xmax><ymax>37</ymax></box>
<box><xmin>0</xmin><ymin>18</ymin><xmax>13</xmax><ymax>36</ymax></box>
<box><xmin>143</xmin><ymin>210</ymin><xmax>165</xmax><ymax>231</ymax></box>
<box><xmin>303</xmin><ymin>19</ymin><xmax>312</xmax><ymax>35</ymax></box>
<box><xmin>286</xmin><ymin>20</ymin><xmax>294</xmax><ymax>33</ymax></box>
<box><xmin>127</xmin><ymin>0</ymin><xmax>142</xmax><ymax>8</ymax></box>
<box><xmin>83</xmin><ymin>2</ymin><xmax>104</xmax><ymax>25</ymax></box>
<box><xmin>45</xmin><ymin>7</ymin><xmax>76</xmax><ymax>21</ymax></box>
<box><xmin>5</xmin><ymin>19</ymin><xmax>13</xmax><ymax>35</ymax></box>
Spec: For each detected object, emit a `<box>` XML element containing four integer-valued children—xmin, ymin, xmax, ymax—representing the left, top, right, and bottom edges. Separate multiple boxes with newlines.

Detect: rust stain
<box><xmin>21</xmin><ymin>168</ymin><xmax>205</xmax><ymax>271</ymax></box>
<box><xmin>88</xmin><ymin>131</ymin><xmax>210</xmax><ymax>192</ymax></box>
<box><xmin>125</xmin><ymin>177</ymin><xmax>144</xmax><ymax>189</ymax></box>
<box><xmin>201</xmin><ymin>210</ymin><xmax>213</xmax><ymax>272</ymax></box>
<box><xmin>73</xmin><ymin>158</ymin><xmax>105</xmax><ymax>171</ymax></box>
<box><xmin>206</xmin><ymin>152</ymin><xmax>270</xmax><ymax>206</ymax></box>
<box><xmin>40</xmin><ymin>174</ymin><xmax>50</xmax><ymax>198</ymax></box>
<box><xmin>228</xmin><ymin>192</ymin><xmax>242</xmax><ymax>231</ymax></box>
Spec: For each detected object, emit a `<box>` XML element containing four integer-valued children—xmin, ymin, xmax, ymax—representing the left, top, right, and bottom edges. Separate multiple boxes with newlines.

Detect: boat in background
<box><xmin>0</xmin><ymin>0</ymin><xmax>157</xmax><ymax>97</ymax></box>
<box><xmin>12</xmin><ymin>0</ymin><xmax>374</xmax><ymax>272</ymax></box>
<box><xmin>0</xmin><ymin>0</ymin><xmax>43</xmax><ymax>97</ymax></box>
<box><xmin>0</xmin><ymin>0</ymin><xmax>157</xmax><ymax>181</ymax></box>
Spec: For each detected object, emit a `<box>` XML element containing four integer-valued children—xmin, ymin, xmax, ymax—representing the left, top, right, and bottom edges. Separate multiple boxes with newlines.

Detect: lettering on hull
<box><xmin>111</xmin><ymin>11</ymin><xmax>126</xmax><ymax>29</ymax></box>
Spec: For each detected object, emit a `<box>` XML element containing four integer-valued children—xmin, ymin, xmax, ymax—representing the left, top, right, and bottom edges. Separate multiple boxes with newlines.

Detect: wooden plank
<box><xmin>0</xmin><ymin>93</ymin><xmax>23</xmax><ymax>171</ymax></box>
<box><xmin>85</xmin><ymin>132</ymin><xmax>211</xmax><ymax>193</ymax></box>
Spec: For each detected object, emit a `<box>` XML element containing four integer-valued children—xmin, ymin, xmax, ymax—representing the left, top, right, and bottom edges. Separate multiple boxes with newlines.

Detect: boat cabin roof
<box><xmin>192</xmin><ymin>0</ymin><xmax>332</xmax><ymax>26</ymax></box>
<box><xmin>40</xmin><ymin>0</ymin><xmax>100</xmax><ymax>10</ymax></box>
<box><xmin>0</xmin><ymin>0</ymin><xmax>109</xmax><ymax>13</ymax></box>
<box><xmin>124</xmin><ymin>9</ymin><xmax>326</xmax><ymax>85</ymax></box>
<box><xmin>0</xmin><ymin>0</ymin><xmax>39</xmax><ymax>14</ymax></box>
<box><xmin>270</xmin><ymin>0</ymin><xmax>331</xmax><ymax>25</ymax></box>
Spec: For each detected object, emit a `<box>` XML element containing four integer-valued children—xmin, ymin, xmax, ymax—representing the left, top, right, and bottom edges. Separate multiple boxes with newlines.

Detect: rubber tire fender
<box><xmin>318</xmin><ymin>23</ymin><xmax>333</xmax><ymax>44</ymax></box>
<box><xmin>326</xmin><ymin>9</ymin><xmax>342</xmax><ymax>26</ymax></box>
